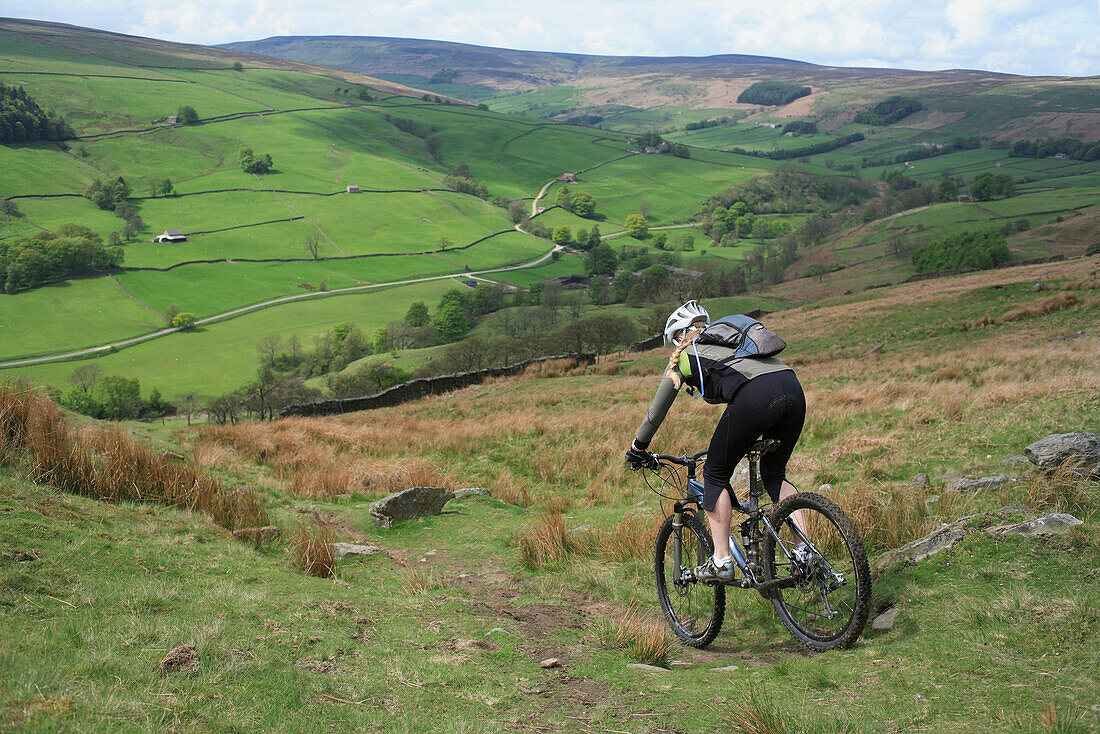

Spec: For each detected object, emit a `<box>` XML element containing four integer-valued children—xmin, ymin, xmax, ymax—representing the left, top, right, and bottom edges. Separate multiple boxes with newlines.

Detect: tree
<box><xmin>624</xmin><ymin>214</ymin><xmax>648</xmax><ymax>239</ymax></box>
<box><xmin>678</xmin><ymin>231</ymin><xmax>695</xmax><ymax>251</ymax></box>
<box><xmin>432</xmin><ymin>303</ymin><xmax>470</xmax><ymax>342</ymax></box>
<box><xmin>232</xmin><ymin>61</ymin><xmax>244</xmax><ymax>72</ymax></box>
<box><xmin>507</xmin><ymin>200</ymin><xmax>527</xmax><ymax>223</ymax></box>
<box><xmin>171</xmin><ymin>312</ymin><xmax>197</xmax><ymax>330</ymax></box>
<box><xmin>405</xmin><ymin>301</ymin><xmax>430</xmax><ymax>327</ymax></box>
<box><xmin>176</xmin><ymin>105</ymin><xmax>199</xmax><ymax>125</ymax></box>
<box><xmin>934</xmin><ymin>178</ymin><xmax>959</xmax><ymax>202</ymax></box>
<box><xmin>304</xmin><ymin>234</ymin><xmax>321</xmax><ymax>260</ymax></box>
<box><xmin>97</xmin><ymin>374</ymin><xmax>142</xmax><ymax>420</ymax></box>
<box><xmin>437</xmin><ymin>237</ymin><xmax>454</xmax><ymax>251</ymax></box>
<box><xmin>155</xmin><ymin>178</ymin><xmax>175</xmax><ymax>197</ymax></box>
<box><xmin>555</xmin><ymin>186</ymin><xmax>572</xmax><ymax>211</ymax></box>
<box><xmin>587</xmin><ymin>225</ymin><xmax>602</xmax><ymax>249</ymax></box>
<box><xmin>570</xmin><ymin>191</ymin><xmax>596</xmax><ymax>217</ymax></box>
<box><xmin>180</xmin><ymin>393</ymin><xmax>197</xmax><ymax>426</ymax></box>
<box><xmin>652</xmin><ymin>232</ymin><xmax>668</xmax><ymax>250</ymax></box>
<box><xmin>0</xmin><ymin>198</ymin><xmax>19</xmax><ymax>219</ymax></box>
<box><xmin>256</xmin><ymin>334</ymin><xmax>281</xmax><ymax>367</ymax></box>
<box><xmin>551</xmin><ymin>225</ymin><xmax>573</xmax><ymax>246</ymax></box>
<box><xmin>585</xmin><ymin>244</ymin><xmax>618</xmax><ymax>277</ymax></box>
<box><xmin>69</xmin><ymin>364</ymin><xmax>103</xmax><ymax>394</ymax></box>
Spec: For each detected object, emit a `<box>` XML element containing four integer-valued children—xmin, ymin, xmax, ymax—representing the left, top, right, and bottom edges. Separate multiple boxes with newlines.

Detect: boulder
<box><xmin>997</xmin><ymin>513</ymin><xmax>1083</xmax><ymax>537</ymax></box>
<box><xmin>453</xmin><ymin>487</ymin><xmax>492</xmax><ymax>500</ymax></box>
<box><xmin>911</xmin><ymin>473</ymin><xmax>931</xmax><ymax>491</ymax></box>
<box><xmin>232</xmin><ymin>525</ymin><xmax>280</xmax><ymax>543</ymax></box>
<box><xmin>944</xmin><ymin>475</ymin><xmax>1013</xmax><ymax>493</ymax></box>
<box><xmin>331</xmin><ymin>542</ymin><xmax>381</xmax><ymax>559</ymax></box>
<box><xmin>1025</xmin><ymin>432</ymin><xmax>1100</xmax><ymax>478</ymax></box>
<box><xmin>872</xmin><ymin>606</ymin><xmax>898</xmax><ymax>632</ymax></box>
<box><xmin>872</xmin><ymin>524</ymin><xmax>967</xmax><ymax>575</ymax></box>
<box><xmin>369</xmin><ymin>487</ymin><xmax>454</xmax><ymax>528</ymax></box>
<box><xmin>626</xmin><ymin>663</ymin><xmax>668</xmax><ymax>672</ymax></box>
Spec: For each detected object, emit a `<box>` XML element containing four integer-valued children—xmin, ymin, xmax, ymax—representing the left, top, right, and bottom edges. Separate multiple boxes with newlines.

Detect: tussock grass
<box><xmin>0</xmin><ymin>385</ymin><xmax>266</xmax><ymax>531</ymax></box>
<box><xmin>999</xmin><ymin>292</ymin><xmax>1079</xmax><ymax>323</ymax></box>
<box><xmin>594</xmin><ymin>607</ymin><xmax>674</xmax><ymax>667</ymax></box>
<box><xmin>403</xmin><ymin>568</ymin><xmax>445</xmax><ymax>595</ymax></box>
<box><xmin>519</xmin><ymin>509</ymin><xmax>573</xmax><ymax>568</ymax></box>
<box><xmin>289</xmin><ymin>521</ymin><xmax>337</xmax><ymax>578</ymax></box>
<box><xmin>520</xmin><ymin>357</ymin><xmax>580</xmax><ymax>380</ymax></box>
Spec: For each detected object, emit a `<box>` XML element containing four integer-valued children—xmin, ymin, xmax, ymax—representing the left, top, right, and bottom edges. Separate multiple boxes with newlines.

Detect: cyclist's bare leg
<box><xmin>705</xmin><ymin>490</ymin><xmax>733</xmax><ymax>561</ymax></box>
<box><xmin>778</xmin><ymin>480</ymin><xmax>809</xmax><ymax>538</ymax></box>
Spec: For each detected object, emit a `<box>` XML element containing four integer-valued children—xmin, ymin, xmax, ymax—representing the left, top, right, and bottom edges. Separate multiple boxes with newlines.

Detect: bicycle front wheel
<box><xmin>762</xmin><ymin>492</ymin><xmax>871</xmax><ymax>651</ymax></box>
<box><xmin>654</xmin><ymin>511</ymin><xmax>725</xmax><ymax>648</ymax></box>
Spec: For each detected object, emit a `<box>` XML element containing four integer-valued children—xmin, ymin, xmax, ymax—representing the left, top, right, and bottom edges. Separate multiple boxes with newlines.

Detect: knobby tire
<box><xmin>654</xmin><ymin>511</ymin><xmax>725</xmax><ymax>648</ymax></box>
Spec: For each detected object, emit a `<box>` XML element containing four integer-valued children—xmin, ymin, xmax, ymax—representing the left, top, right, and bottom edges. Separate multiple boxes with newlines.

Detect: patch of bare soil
<box><xmin>157</xmin><ymin>644</ymin><xmax>198</xmax><ymax>674</ymax></box>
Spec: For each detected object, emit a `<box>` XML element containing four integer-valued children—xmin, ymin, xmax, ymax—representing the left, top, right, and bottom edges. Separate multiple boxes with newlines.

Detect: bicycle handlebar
<box><xmin>650</xmin><ymin>449</ymin><xmax>708</xmax><ymax>467</ymax></box>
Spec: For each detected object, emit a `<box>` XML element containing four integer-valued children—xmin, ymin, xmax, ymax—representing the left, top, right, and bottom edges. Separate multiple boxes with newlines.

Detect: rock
<box><xmin>998</xmin><ymin>513</ymin><xmax>1083</xmax><ymax>537</ymax></box>
<box><xmin>669</xmin><ymin>660</ymin><xmax>693</xmax><ymax>668</ymax></box>
<box><xmin>933</xmin><ymin>471</ymin><xmax>963</xmax><ymax>485</ymax></box>
<box><xmin>923</xmin><ymin>494</ymin><xmax>940</xmax><ymax>506</ymax></box>
<box><xmin>818</xmin><ymin>483</ymin><xmax>833</xmax><ymax>492</ymax></box>
<box><xmin>872</xmin><ymin>607</ymin><xmax>898</xmax><ymax>632</ymax></box>
<box><xmin>453</xmin><ymin>487</ymin><xmax>492</xmax><ymax>500</ymax></box>
<box><xmin>486</xmin><ymin>628</ymin><xmax>509</xmax><ymax>636</ymax></box>
<box><xmin>1029</xmin><ymin>282</ymin><xmax>1044</xmax><ymax>292</ymax></box>
<box><xmin>944</xmin><ymin>475</ymin><xmax>1012</xmax><ymax>493</ymax></box>
<box><xmin>710</xmin><ymin>664</ymin><xmax>740</xmax><ymax>672</ymax></box>
<box><xmin>874</xmin><ymin>506</ymin><xmax>1037</xmax><ymax>574</ymax></box>
<box><xmin>626</xmin><ymin>663</ymin><xmax>668</xmax><ymax>672</ymax></box>
<box><xmin>1025</xmin><ymin>432</ymin><xmax>1100</xmax><ymax>478</ymax></box>
<box><xmin>1003</xmin><ymin>455</ymin><xmax>1029</xmax><ymax>464</ymax></box>
<box><xmin>912</xmin><ymin>473</ymin><xmax>930</xmax><ymax>491</ymax></box>
<box><xmin>232</xmin><ymin>525</ymin><xmax>280</xmax><ymax>543</ymax></box>
<box><xmin>369</xmin><ymin>487</ymin><xmax>454</xmax><ymax>528</ymax></box>
<box><xmin>1051</xmin><ymin>331</ymin><xmax>1085</xmax><ymax>342</ymax></box>
<box><xmin>872</xmin><ymin>524</ymin><xmax>967</xmax><ymax>575</ymax></box>
<box><xmin>540</xmin><ymin>658</ymin><xmax>561</xmax><ymax>669</ymax></box>
<box><xmin>860</xmin><ymin>343</ymin><xmax>886</xmax><ymax>357</ymax></box>
<box><xmin>331</xmin><ymin>542</ymin><xmax>381</xmax><ymax>559</ymax></box>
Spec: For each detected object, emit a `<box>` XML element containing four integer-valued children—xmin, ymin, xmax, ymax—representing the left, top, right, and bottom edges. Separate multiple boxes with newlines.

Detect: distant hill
<box><xmin>221</xmin><ymin>36</ymin><xmax>1100</xmax><ymax>142</ymax></box>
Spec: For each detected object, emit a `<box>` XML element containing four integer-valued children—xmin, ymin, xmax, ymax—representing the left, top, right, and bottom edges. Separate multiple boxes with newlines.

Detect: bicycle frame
<box><xmin>660</xmin><ymin>440</ymin><xmax>805</xmax><ymax>592</ymax></box>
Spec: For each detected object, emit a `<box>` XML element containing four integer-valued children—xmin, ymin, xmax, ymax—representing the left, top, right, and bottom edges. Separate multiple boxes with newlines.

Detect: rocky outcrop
<box><xmin>872</xmin><ymin>506</ymin><xmax>1084</xmax><ymax>575</ymax></box>
<box><xmin>996</xmin><ymin>514</ymin><xmax>1083</xmax><ymax>537</ymax></box>
<box><xmin>944</xmin><ymin>475</ymin><xmax>1014</xmax><ymax>493</ymax></box>
<box><xmin>453</xmin><ymin>487</ymin><xmax>492</xmax><ymax>500</ymax></box>
<box><xmin>369</xmin><ymin>487</ymin><xmax>454</xmax><ymax>528</ymax></box>
<box><xmin>332</xmin><ymin>542</ymin><xmax>381</xmax><ymax>559</ymax></box>
<box><xmin>232</xmin><ymin>525</ymin><xmax>280</xmax><ymax>543</ymax></box>
<box><xmin>1025</xmin><ymin>432</ymin><xmax>1100</xmax><ymax>478</ymax></box>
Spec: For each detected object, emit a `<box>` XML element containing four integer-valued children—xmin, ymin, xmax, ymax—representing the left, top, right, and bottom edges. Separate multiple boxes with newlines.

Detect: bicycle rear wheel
<box><xmin>762</xmin><ymin>492</ymin><xmax>871</xmax><ymax>651</ymax></box>
<box><xmin>654</xmin><ymin>511</ymin><xmax>725</xmax><ymax>648</ymax></box>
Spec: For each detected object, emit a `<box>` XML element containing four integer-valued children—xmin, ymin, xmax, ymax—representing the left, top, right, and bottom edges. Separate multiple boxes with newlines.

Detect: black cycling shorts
<box><xmin>701</xmin><ymin>369</ymin><xmax>805</xmax><ymax>511</ymax></box>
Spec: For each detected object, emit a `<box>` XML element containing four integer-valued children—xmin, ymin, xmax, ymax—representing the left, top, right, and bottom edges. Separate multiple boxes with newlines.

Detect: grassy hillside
<box><xmin>222</xmin><ymin>35</ymin><xmax>1100</xmax><ymax>143</ymax></box>
<box><xmin>0</xmin><ymin>18</ymin><xmax>792</xmax><ymax>398</ymax></box>
<box><xmin>3</xmin><ymin>257</ymin><xmax>1097</xmax><ymax>732</ymax></box>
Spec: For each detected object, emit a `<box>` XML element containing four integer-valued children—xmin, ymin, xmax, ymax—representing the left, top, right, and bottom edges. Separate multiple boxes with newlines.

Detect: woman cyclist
<box><xmin>625</xmin><ymin>300</ymin><xmax>808</xmax><ymax>582</ymax></box>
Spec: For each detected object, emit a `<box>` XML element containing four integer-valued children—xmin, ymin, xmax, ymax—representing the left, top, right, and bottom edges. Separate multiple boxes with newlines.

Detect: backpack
<box><xmin>696</xmin><ymin>314</ymin><xmax>786</xmax><ymax>359</ymax></box>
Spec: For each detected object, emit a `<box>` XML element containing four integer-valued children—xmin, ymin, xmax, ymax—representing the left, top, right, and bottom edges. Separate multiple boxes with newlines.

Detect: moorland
<box><xmin>1</xmin><ymin>16</ymin><xmax>1098</xmax><ymax>734</ymax></box>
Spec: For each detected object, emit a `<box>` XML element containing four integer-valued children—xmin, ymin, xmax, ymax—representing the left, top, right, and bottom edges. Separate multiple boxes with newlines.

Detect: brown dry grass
<box><xmin>998</xmin><ymin>292</ymin><xmax>1078</xmax><ymax>323</ymax></box>
<box><xmin>0</xmin><ymin>385</ymin><xmax>267</xmax><ymax>531</ymax></box>
<box><xmin>290</xmin><ymin>521</ymin><xmax>337</xmax><ymax>578</ymax></box>
<box><xmin>594</xmin><ymin>607</ymin><xmax>674</xmax><ymax>667</ymax></box>
<box><xmin>519</xmin><ymin>509</ymin><xmax>573</xmax><ymax>568</ymax></box>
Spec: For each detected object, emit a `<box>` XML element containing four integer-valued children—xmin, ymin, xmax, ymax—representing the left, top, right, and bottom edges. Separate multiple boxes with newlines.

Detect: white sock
<box><xmin>713</xmin><ymin>554</ymin><xmax>731</xmax><ymax>566</ymax></box>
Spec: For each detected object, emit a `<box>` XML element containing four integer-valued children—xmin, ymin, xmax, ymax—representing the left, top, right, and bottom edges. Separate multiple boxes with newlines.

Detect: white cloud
<box><xmin>6</xmin><ymin>0</ymin><xmax>1098</xmax><ymax>75</ymax></box>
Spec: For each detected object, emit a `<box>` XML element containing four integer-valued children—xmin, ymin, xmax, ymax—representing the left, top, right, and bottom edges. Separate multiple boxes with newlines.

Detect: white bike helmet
<box><xmin>663</xmin><ymin>300</ymin><xmax>709</xmax><ymax>348</ymax></box>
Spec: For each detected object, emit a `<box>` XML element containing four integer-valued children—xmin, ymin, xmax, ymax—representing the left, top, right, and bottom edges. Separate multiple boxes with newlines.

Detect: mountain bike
<box><xmin>640</xmin><ymin>439</ymin><xmax>871</xmax><ymax>651</ymax></box>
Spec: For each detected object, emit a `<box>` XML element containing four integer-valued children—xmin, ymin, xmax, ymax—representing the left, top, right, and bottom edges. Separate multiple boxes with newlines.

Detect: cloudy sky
<box><xmin>8</xmin><ymin>0</ymin><xmax>1100</xmax><ymax>76</ymax></box>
